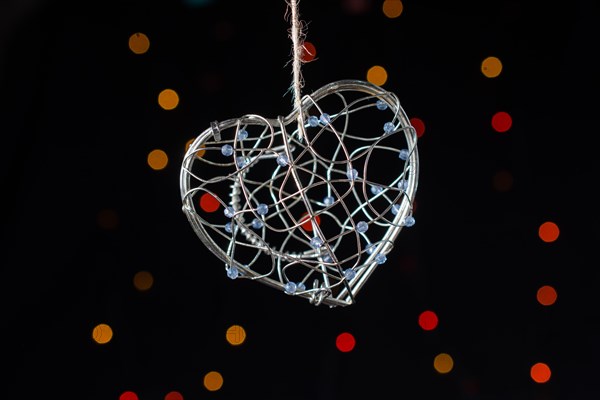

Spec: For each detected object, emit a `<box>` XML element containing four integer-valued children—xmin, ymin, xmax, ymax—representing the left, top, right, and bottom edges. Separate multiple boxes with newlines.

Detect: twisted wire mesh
<box><xmin>180</xmin><ymin>80</ymin><xmax>418</xmax><ymax>307</ymax></box>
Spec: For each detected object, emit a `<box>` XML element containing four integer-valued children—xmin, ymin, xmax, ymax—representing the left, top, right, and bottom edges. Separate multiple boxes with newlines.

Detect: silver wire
<box><xmin>180</xmin><ymin>80</ymin><xmax>419</xmax><ymax>307</ymax></box>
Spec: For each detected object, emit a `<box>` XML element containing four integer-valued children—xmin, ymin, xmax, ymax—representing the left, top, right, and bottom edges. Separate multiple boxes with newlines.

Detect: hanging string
<box><xmin>287</xmin><ymin>0</ymin><xmax>307</xmax><ymax>138</ymax></box>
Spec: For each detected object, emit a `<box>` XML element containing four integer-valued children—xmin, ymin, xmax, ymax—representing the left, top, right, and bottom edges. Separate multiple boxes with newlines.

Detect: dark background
<box><xmin>2</xmin><ymin>0</ymin><xmax>599</xmax><ymax>399</ymax></box>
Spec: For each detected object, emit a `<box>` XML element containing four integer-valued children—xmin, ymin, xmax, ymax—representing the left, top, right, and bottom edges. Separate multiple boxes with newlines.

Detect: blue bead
<box><xmin>320</xmin><ymin>113</ymin><xmax>331</xmax><ymax>124</ymax></box>
<box><xmin>297</xmin><ymin>282</ymin><xmax>306</xmax><ymax>291</ymax></box>
<box><xmin>221</xmin><ymin>144</ymin><xmax>233</xmax><ymax>156</ymax></box>
<box><xmin>308</xmin><ymin>115</ymin><xmax>319</xmax><ymax>127</ymax></box>
<box><xmin>227</xmin><ymin>266</ymin><xmax>239</xmax><ymax>279</ymax></box>
<box><xmin>310</xmin><ymin>236</ymin><xmax>323</xmax><ymax>248</ymax></box>
<box><xmin>375</xmin><ymin>254</ymin><xmax>387</xmax><ymax>264</ymax></box>
<box><xmin>371</xmin><ymin>185</ymin><xmax>383</xmax><ymax>195</ymax></box>
<box><xmin>398</xmin><ymin>179</ymin><xmax>408</xmax><ymax>191</ymax></box>
<box><xmin>391</xmin><ymin>204</ymin><xmax>400</xmax><ymax>215</ymax></box>
<box><xmin>256</xmin><ymin>203</ymin><xmax>268</xmax><ymax>215</ymax></box>
<box><xmin>276</xmin><ymin>153</ymin><xmax>289</xmax><ymax>167</ymax></box>
<box><xmin>403</xmin><ymin>216</ymin><xmax>416</xmax><ymax>227</ymax></box>
<box><xmin>347</xmin><ymin>168</ymin><xmax>359</xmax><ymax>180</ymax></box>
<box><xmin>284</xmin><ymin>282</ymin><xmax>297</xmax><ymax>293</ymax></box>
<box><xmin>237</xmin><ymin>129</ymin><xmax>248</xmax><ymax>141</ymax></box>
<box><xmin>251</xmin><ymin>218</ymin><xmax>263</xmax><ymax>229</ymax></box>
<box><xmin>224</xmin><ymin>222</ymin><xmax>233</xmax><ymax>233</ymax></box>
<box><xmin>384</xmin><ymin>122</ymin><xmax>395</xmax><ymax>133</ymax></box>
<box><xmin>236</xmin><ymin>156</ymin><xmax>248</xmax><ymax>168</ymax></box>
<box><xmin>376</xmin><ymin>100</ymin><xmax>388</xmax><ymax>110</ymax></box>
<box><xmin>224</xmin><ymin>206</ymin><xmax>235</xmax><ymax>218</ymax></box>
<box><xmin>356</xmin><ymin>221</ymin><xmax>369</xmax><ymax>233</ymax></box>
<box><xmin>398</xmin><ymin>149</ymin><xmax>409</xmax><ymax>160</ymax></box>
<box><xmin>366</xmin><ymin>243</ymin><xmax>376</xmax><ymax>255</ymax></box>
<box><xmin>343</xmin><ymin>268</ymin><xmax>356</xmax><ymax>281</ymax></box>
<box><xmin>323</xmin><ymin>195</ymin><xmax>335</xmax><ymax>206</ymax></box>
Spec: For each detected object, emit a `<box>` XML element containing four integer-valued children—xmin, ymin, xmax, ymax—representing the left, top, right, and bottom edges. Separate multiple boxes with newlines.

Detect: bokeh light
<box><xmin>300</xmin><ymin>212</ymin><xmax>321</xmax><ymax>231</ymax></box>
<box><xmin>128</xmin><ymin>32</ymin><xmax>150</xmax><ymax>54</ymax></box>
<box><xmin>133</xmin><ymin>270</ymin><xmax>154</xmax><ymax>292</ymax></box>
<box><xmin>158</xmin><ymin>88</ymin><xmax>180</xmax><ymax>110</ymax></box>
<box><xmin>530</xmin><ymin>362</ymin><xmax>551</xmax><ymax>383</ymax></box>
<box><xmin>492</xmin><ymin>169</ymin><xmax>514</xmax><ymax>192</ymax></box>
<box><xmin>367</xmin><ymin>65</ymin><xmax>388</xmax><ymax>86</ymax></box>
<box><xmin>119</xmin><ymin>391</ymin><xmax>139</xmax><ymax>400</ymax></box>
<box><xmin>203</xmin><ymin>371</ymin><xmax>224</xmax><ymax>391</ymax></box>
<box><xmin>410</xmin><ymin>117</ymin><xmax>425</xmax><ymax>138</ymax></box>
<box><xmin>538</xmin><ymin>221</ymin><xmax>559</xmax><ymax>243</ymax></box>
<box><xmin>92</xmin><ymin>323</ymin><xmax>113</xmax><ymax>345</ymax></box>
<box><xmin>481</xmin><ymin>56</ymin><xmax>502</xmax><ymax>78</ymax></box>
<box><xmin>148</xmin><ymin>149</ymin><xmax>169</xmax><ymax>170</ymax></box>
<box><xmin>491</xmin><ymin>111</ymin><xmax>512</xmax><ymax>132</ymax></box>
<box><xmin>418</xmin><ymin>310</ymin><xmax>439</xmax><ymax>331</ymax></box>
<box><xmin>200</xmin><ymin>193</ymin><xmax>221</xmax><ymax>213</ymax></box>
<box><xmin>537</xmin><ymin>285</ymin><xmax>557</xmax><ymax>306</ymax></box>
<box><xmin>164</xmin><ymin>391</ymin><xmax>184</xmax><ymax>400</ymax></box>
<box><xmin>302</xmin><ymin>41</ymin><xmax>317</xmax><ymax>62</ymax></box>
<box><xmin>336</xmin><ymin>332</ymin><xmax>356</xmax><ymax>352</ymax></box>
<box><xmin>226</xmin><ymin>324</ymin><xmax>247</xmax><ymax>346</ymax></box>
<box><xmin>97</xmin><ymin>208</ymin><xmax>119</xmax><ymax>230</ymax></box>
<box><xmin>342</xmin><ymin>0</ymin><xmax>371</xmax><ymax>14</ymax></box>
<box><xmin>382</xmin><ymin>0</ymin><xmax>404</xmax><ymax>18</ymax></box>
<box><xmin>433</xmin><ymin>353</ymin><xmax>454</xmax><ymax>374</ymax></box>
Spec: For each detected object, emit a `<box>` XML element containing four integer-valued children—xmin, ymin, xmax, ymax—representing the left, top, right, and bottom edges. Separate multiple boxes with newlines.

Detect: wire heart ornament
<box><xmin>180</xmin><ymin>79</ymin><xmax>418</xmax><ymax>307</ymax></box>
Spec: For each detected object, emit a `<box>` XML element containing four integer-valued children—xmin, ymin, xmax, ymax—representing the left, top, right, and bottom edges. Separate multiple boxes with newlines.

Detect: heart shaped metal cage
<box><xmin>180</xmin><ymin>80</ymin><xmax>419</xmax><ymax>307</ymax></box>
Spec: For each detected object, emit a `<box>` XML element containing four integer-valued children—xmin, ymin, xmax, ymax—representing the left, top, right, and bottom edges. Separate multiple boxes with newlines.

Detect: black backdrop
<box><xmin>2</xmin><ymin>0</ymin><xmax>599</xmax><ymax>398</ymax></box>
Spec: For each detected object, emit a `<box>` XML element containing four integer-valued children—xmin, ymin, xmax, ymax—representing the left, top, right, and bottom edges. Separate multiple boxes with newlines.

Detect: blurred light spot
<box><xmin>164</xmin><ymin>391</ymin><xmax>183</xmax><ymax>400</ymax></box>
<box><xmin>367</xmin><ymin>65</ymin><xmax>388</xmax><ymax>86</ymax></box>
<box><xmin>133</xmin><ymin>270</ymin><xmax>154</xmax><ymax>292</ymax></box>
<box><xmin>434</xmin><ymin>353</ymin><xmax>454</xmax><ymax>374</ymax></box>
<box><xmin>148</xmin><ymin>149</ymin><xmax>168</xmax><ymax>170</ymax></box>
<box><xmin>481</xmin><ymin>56</ymin><xmax>502</xmax><ymax>78</ymax></box>
<box><xmin>200</xmin><ymin>193</ymin><xmax>220</xmax><ymax>213</ymax></box>
<box><xmin>92</xmin><ymin>323</ymin><xmax>113</xmax><ymax>345</ymax></box>
<box><xmin>182</xmin><ymin>0</ymin><xmax>215</xmax><ymax>7</ymax></box>
<box><xmin>383</xmin><ymin>0</ymin><xmax>404</xmax><ymax>18</ymax></box>
<box><xmin>537</xmin><ymin>285</ymin><xmax>557</xmax><ymax>306</ymax></box>
<box><xmin>203</xmin><ymin>371</ymin><xmax>224</xmax><ymax>391</ymax></box>
<box><xmin>530</xmin><ymin>362</ymin><xmax>551</xmax><ymax>383</ymax></box>
<box><xmin>492</xmin><ymin>169</ymin><xmax>513</xmax><ymax>192</ymax></box>
<box><xmin>341</xmin><ymin>0</ymin><xmax>371</xmax><ymax>14</ymax></box>
<box><xmin>128</xmin><ymin>32</ymin><xmax>150</xmax><ymax>55</ymax></box>
<box><xmin>97</xmin><ymin>208</ymin><xmax>119</xmax><ymax>230</ymax></box>
<box><xmin>120</xmin><ymin>391</ymin><xmax>139</xmax><ymax>400</ymax></box>
<box><xmin>410</xmin><ymin>117</ymin><xmax>425</xmax><ymax>138</ymax></box>
<box><xmin>158</xmin><ymin>89</ymin><xmax>180</xmax><ymax>110</ymax></box>
<box><xmin>302</xmin><ymin>41</ymin><xmax>317</xmax><ymax>62</ymax></box>
<box><xmin>538</xmin><ymin>221</ymin><xmax>559</xmax><ymax>243</ymax></box>
<box><xmin>185</xmin><ymin>138</ymin><xmax>205</xmax><ymax>158</ymax></box>
<box><xmin>226</xmin><ymin>324</ymin><xmax>247</xmax><ymax>346</ymax></box>
<box><xmin>491</xmin><ymin>111</ymin><xmax>512</xmax><ymax>132</ymax></box>
<box><xmin>300</xmin><ymin>212</ymin><xmax>321</xmax><ymax>231</ymax></box>
<box><xmin>336</xmin><ymin>332</ymin><xmax>356</xmax><ymax>352</ymax></box>
<box><xmin>418</xmin><ymin>310</ymin><xmax>439</xmax><ymax>331</ymax></box>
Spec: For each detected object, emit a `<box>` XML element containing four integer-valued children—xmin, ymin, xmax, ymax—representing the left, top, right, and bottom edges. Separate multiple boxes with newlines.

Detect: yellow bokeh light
<box><xmin>367</xmin><ymin>65</ymin><xmax>388</xmax><ymax>86</ymax></box>
<box><xmin>158</xmin><ymin>88</ymin><xmax>180</xmax><ymax>110</ymax></box>
<box><xmin>92</xmin><ymin>323</ymin><xmax>114</xmax><ymax>345</ymax></box>
<box><xmin>433</xmin><ymin>353</ymin><xmax>454</xmax><ymax>374</ymax></box>
<box><xmin>128</xmin><ymin>32</ymin><xmax>150</xmax><ymax>55</ymax></box>
<box><xmin>186</xmin><ymin>138</ymin><xmax>205</xmax><ymax>158</ymax></box>
<box><xmin>481</xmin><ymin>56</ymin><xmax>502</xmax><ymax>78</ymax></box>
<box><xmin>203</xmin><ymin>371</ymin><xmax>224</xmax><ymax>391</ymax></box>
<box><xmin>133</xmin><ymin>270</ymin><xmax>154</xmax><ymax>291</ymax></box>
<box><xmin>226</xmin><ymin>324</ymin><xmax>247</xmax><ymax>346</ymax></box>
<box><xmin>382</xmin><ymin>0</ymin><xmax>404</xmax><ymax>18</ymax></box>
<box><xmin>148</xmin><ymin>149</ymin><xmax>168</xmax><ymax>170</ymax></box>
